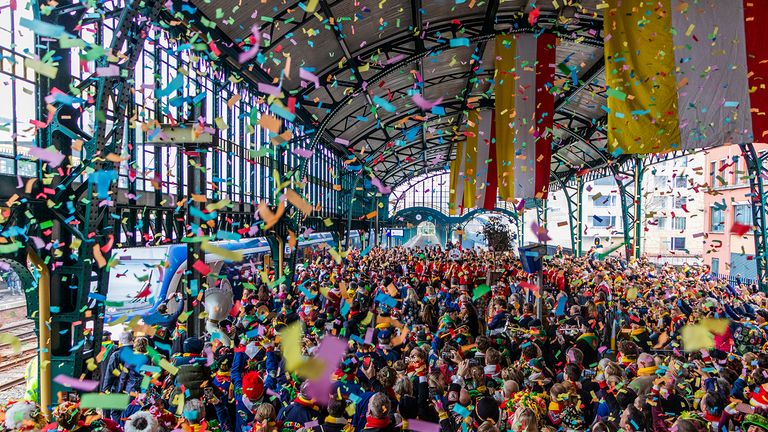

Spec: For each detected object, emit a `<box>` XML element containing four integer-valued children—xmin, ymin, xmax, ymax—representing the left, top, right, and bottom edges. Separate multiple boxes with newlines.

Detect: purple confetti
<box><xmin>305</xmin><ymin>335</ymin><xmax>348</xmax><ymax>405</ymax></box>
<box><xmin>300</xmin><ymin>68</ymin><xmax>320</xmax><ymax>89</ymax></box>
<box><xmin>28</xmin><ymin>147</ymin><xmax>65</xmax><ymax>167</ymax></box>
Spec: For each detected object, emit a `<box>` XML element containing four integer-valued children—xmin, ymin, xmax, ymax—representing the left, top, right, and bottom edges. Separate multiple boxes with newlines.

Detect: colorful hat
<box><xmin>743</xmin><ymin>414</ymin><xmax>768</xmax><ymax>431</ymax></box>
<box><xmin>243</xmin><ymin>371</ymin><xmax>265</xmax><ymax>400</ymax></box>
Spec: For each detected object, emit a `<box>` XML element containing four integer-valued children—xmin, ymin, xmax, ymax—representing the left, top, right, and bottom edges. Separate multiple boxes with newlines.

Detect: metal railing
<box><xmin>713</xmin><ymin>273</ymin><xmax>757</xmax><ymax>286</ymax></box>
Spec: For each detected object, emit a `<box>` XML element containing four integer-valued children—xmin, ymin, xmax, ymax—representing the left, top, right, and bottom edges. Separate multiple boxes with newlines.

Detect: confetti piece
<box><xmin>53</xmin><ymin>375</ymin><xmax>100</xmax><ymax>391</ymax></box>
<box><xmin>19</xmin><ymin>17</ymin><xmax>66</xmax><ymax>37</ymax></box>
<box><xmin>555</xmin><ymin>296</ymin><xmax>567</xmax><ymax>316</ymax></box>
<box><xmin>412</xmin><ymin>94</ymin><xmax>443</xmax><ymax>110</ymax></box>
<box><xmin>80</xmin><ymin>393</ymin><xmax>130</xmax><ymax>410</ymax></box>
<box><xmin>25</xmin><ymin>58</ymin><xmax>57</xmax><ymax>79</ymax></box>
<box><xmin>285</xmin><ymin>188</ymin><xmax>313</xmax><ymax>217</ymax></box>
<box><xmin>192</xmin><ymin>259</ymin><xmax>211</xmax><ymax>276</ymax></box>
<box><xmin>370</xmin><ymin>176</ymin><xmax>391</xmax><ymax>194</ymax></box>
<box><xmin>155</xmin><ymin>74</ymin><xmax>183</xmax><ymax>98</ymax></box>
<box><xmin>0</xmin><ymin>333</ymin><xmax>21</xmax><ymax>354</ymax></box>
<box><xmin>28</xmin><ymin>147</ymin><xmax>65</xmax><ymax>167</ymax></box>
<box><xmin>605</xmin><ymin>87</ymin><xmax>627</xmax><ymax>101</ymax></box>
<box><xmin>280</xmin><ymin>321</ymin><xmax>304</xmax><ymax>372</ymax></box>
<box><xmin>681</xmin><ymin>324</ymin><xmax>715</xmax><ymax>351</ymax></box>
<box><xmin>449</xmin><ymin>38</ymin><xmax>470</xmax><ymax>47</ymax></box>
<box><xmin>731</xmin><ymin>223</ymin><xmax>751</xmax><ymax>236</ymax></box>
<box><xmin>293</xmin><ymin>147</ymin><xmax>314</xmax><ymax>158</ymax></box>
<box><xmin>305</xmin><ymin>335</ymin><xmax>348</xmax><ymax>405</ymax></box>
<box><xmin>530</xmin><ymin>222</ymin><xmax>552</xmax><ymax>242</ymax></box>
<box><xmin>473</xmin><ymin>284</ymin><xmax>491</xmax><ymax>300</ymax></box>
<box><xmin>300</xmin><ymin>68</ymin><xmax>320</xmax><ymax>89</ymax></box>
<box><xmin>406</xmin><ymin>420</ymin><xmax>441</xmax><ymax>432</ymax></box>
<box><xmin>372</xmin><ymin>95</ymin><xmax>395</xmax><ymax>112</ymax></box>
<box><xmin>700</xmin><ymin>318</ymin><xmax>729</xmax><ymax>335</ymax></box>
<box><xmin>201</xmin><ymin>241</ymin><xmax>244</xmax><ymax>262</ymax></box>
<box><xmin>259</xmin><ymin>114</ymin><xmax>281</xmax><ymax>134</ymax></box>
<box><xmin>626</xmin><ymin>287</ymin><xmax>638</xmax><ymax>300</ymax></box>
<box><xmin>96</xmin><ymin>65</ymin><xmax>120</xmax><ymax>77</ymax></box>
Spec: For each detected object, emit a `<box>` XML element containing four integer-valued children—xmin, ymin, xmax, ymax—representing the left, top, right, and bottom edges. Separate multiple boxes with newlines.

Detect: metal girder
<box><xmin>317</xmin><ymin>0</ymin><xmax>383</xmax><ymax>137</ymax></box>
<box><xmin>294</xmin><ymin>12</ymin><xmax>602</xmax><ymax>105</ymax></box>
<box><xmin>167</xmin><ymin>0</ymin><xmax>346</xmax><ymax>157</ymax></box>
<box><xmin>305</xmin><ymin>26</ymin><xmax>602</xmax><ymax>164</ymax></box>
<box><xmin>740</xmin><ymin>143</ymin><xmax>768</xmax><ymax>291</ymax></box>
<box><xmin>448</xmin><ymin>0</ymin><xmax>500</xmax><ymax>154</ymax></box>
<box><xmin>554</xmin><ymin>58</ymin><xmax>605</xmax><ymax>111</ymax></box>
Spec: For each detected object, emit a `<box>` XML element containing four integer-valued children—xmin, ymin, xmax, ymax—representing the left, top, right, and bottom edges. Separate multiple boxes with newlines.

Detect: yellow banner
<box><xmin>495</xmin><ymin>35</ymin><xmax>516</xmax><ymax>200</ymax></box>
<box><xmin>604</xmin><ymin>0</ymin><xmax>680</xmax><ymax>154</ymax></box>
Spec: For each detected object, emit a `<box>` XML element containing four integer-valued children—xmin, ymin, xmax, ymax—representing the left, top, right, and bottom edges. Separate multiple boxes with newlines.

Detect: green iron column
<box><xmin>615</xmin><ymin>157</ymin><xmax>643</xmax><ymax>260</ymax></box>
<box><xmin>740</xmin><ymin>143</ymin><xmax>768</xmax><ymax>292</ymax></box>
<box><xmin>633</xmin><ymin>157</ymin><xmax>644</xmax><ymax>259</ymax></box>
<box><xmin>558</xmin><ymin>175</ymin><xmax>584</xmax><ymax>257</ymax></box>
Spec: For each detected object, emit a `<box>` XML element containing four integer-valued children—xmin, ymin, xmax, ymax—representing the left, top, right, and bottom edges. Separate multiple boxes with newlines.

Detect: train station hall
<box><xmin>2</xmin><ymin>0</ymin><xmax>768</xmax><ymax>431</ymax></box>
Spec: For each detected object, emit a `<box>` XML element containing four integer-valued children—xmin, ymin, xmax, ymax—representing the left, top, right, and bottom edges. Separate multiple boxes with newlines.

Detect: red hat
<box><xmin>243</xmin><ymin>371</ymin><xmax>264</xmax><ymax>400</ymax></box>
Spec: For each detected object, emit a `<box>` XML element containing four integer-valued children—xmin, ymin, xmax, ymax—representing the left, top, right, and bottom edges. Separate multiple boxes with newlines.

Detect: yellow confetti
<box><xmin>681</xmin><ymin>324</ymin><xmax>715</xmax><ymax>351</ymax></box>
<box><xmin>280</xmin><ymin>321</ymin><xmax>304</xmax><ymax>372</ymax></box>
<box><xmin>159</xmin><ymin>358</ymin><xmax>179</xmax><ymax>375</ymax></box>
<box><xmin>201</xmin><ymin>240</ymin><xmax>244</xmax><ymax>262</ymax></box>
<box><xmin>25</xmin><ymin>58</ymin><xmax>57</xmax><ymax>79</ymax></box>
<box><xmin>0</xmin><ymin>333</ymin><xmax>21</xmax><ymax>354</ymax></box>
<box><xmin>700</xmin><ymin>318</ymin><xmax>729</xmax><ymax>335</ymax></box>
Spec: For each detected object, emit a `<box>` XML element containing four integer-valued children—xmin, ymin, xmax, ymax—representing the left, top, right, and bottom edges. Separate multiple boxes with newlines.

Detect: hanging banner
<box><xmin>494</xmin><ymin>33</ymin><xmax>556</xmax><ymax>200</ymax></box>
<box><xmin>604</xmin><ymin>0</ymin><xmax>768</xmax><ymax>154</ymax></box>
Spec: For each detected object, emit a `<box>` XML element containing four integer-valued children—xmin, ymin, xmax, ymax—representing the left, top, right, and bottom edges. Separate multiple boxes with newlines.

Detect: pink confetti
<box><xmin>386</xmin><ymin>54</ymin><xmax>406</xmax><ymax>65</ymax></box>
<box><xmin>412</xmin><ymin>94</ymin><xmax>443</xmax><ymax>110</ymax></box>
<box><xmin>305</xmin><ymin>336</ymin><xmax>348</xmax><ymax>406</ymax></box>
<box><xmin>516</xmin><ymin>199</ymin><xmax>526</xmax><ymax>212</ymax></box>
<box><xmin>406</xmin><ymin>420</ymin><xmax>441</xmax><ymax>432</ymax></box>
<box><xmin>370</xmin><ymin>177</ymin><xmax>391</xmax><ymax>194</ymax></box>
<box><xmin>300</xmin><ymin>68</ymin><xmax>320</xmax><ymax>89</ymax></box>
<box><xmin>238</xmin><ymin>25</ymin><xmax>261</xmax><ymax>64</ymax></box>
<box><xmin>293</xmin><ymin>147</ymin><xmax>314</xmax><ymax>158</ymax></box>
<box><xmin>96</xmin><ymin>65</ymin><xmax>120</xmax><ymax>77</ymax></box>
<box><xmin>53</xmin><ymin>374</ymin><xmax>99</xmax><ymax>391</ymax></box>
<box><xmin>335</xmin><ymin>137</ymin><xmax>350</xmax><ymax>146</ymax></box>
<box><xmin>530</xmin><ymin>222</ymin><xmax>552</xmax><ymax>242</ymax></box>
<box><xmin>28</xmin><ymin>146</ymin><xmax>65</xmax><ymax>167</ymax></box>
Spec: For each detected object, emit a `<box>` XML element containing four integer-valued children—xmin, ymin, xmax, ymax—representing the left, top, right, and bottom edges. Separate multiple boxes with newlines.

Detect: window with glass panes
<box><xmin>734</xmin><ymin>204</ymin><xmax>754</xmax><ymax>227</ymax></box>
<box><xmin>711</xmin><ymin>207</ymin><xmax>725</xmax><ymax>232</ymax></box>
<box><xmin>670</xmin><ymin>237</ymin><xmax>686</xmax><ymax>251</ymax></box>
<box><xmin>0</xmin><ymin>3</ymin><xmax>350</xmax><ymax>229</ymax></box>
<box><xmin>672</xmin><ymin>217</ymin><xmax>686</xmax><ymax>230</ymax></box>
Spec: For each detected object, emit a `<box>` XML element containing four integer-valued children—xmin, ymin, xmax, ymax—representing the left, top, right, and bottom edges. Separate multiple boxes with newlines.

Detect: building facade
<box><xmin>702</xmin><ymin>144</ymin><xmax>766</xmax><ymax>281</ymax></box>
<box><xmin>543</xmin><ymin>153</ymin><xmax>706</xmax><ymax>262</ymax></box>
<box><xmin>640</xmin><ymin>153</ymin><xmax>705</xmax><ymax>265</ymax></box>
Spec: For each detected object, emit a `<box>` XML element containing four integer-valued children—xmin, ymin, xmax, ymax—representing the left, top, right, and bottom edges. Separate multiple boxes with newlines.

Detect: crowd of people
<box><xmin>3</xmin><ymin>244</ymin><xmax>768</xmax><ymax>432</ymax></box>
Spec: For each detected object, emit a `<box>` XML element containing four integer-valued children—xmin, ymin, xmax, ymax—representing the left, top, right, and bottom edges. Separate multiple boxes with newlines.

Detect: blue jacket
<box><xmin>277</xmin><ymin>399</ymin><xmax>321</xmax><ymax>430</ymax></box>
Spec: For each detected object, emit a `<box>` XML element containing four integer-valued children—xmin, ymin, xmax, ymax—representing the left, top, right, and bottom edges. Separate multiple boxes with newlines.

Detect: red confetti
<box><xmin>193</xmin><ymin>259</ymin><xmax>211</xmax><ymax>276</ymax></box>
<box><xmin>730</xmin><ymin>223</ymin><xmax>751</xmax><ymax>236</ymax></box>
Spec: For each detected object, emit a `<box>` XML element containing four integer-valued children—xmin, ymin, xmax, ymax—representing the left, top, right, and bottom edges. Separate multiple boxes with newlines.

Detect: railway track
<box><xmin>0</xmin><ymin>319</ymin><xmax>37</xmax><ymax>392</ymax></box>
<box><xmin>0</xmin><ymin>376</ymin><xmax>26</xmax><ymax>392</ymax></box>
